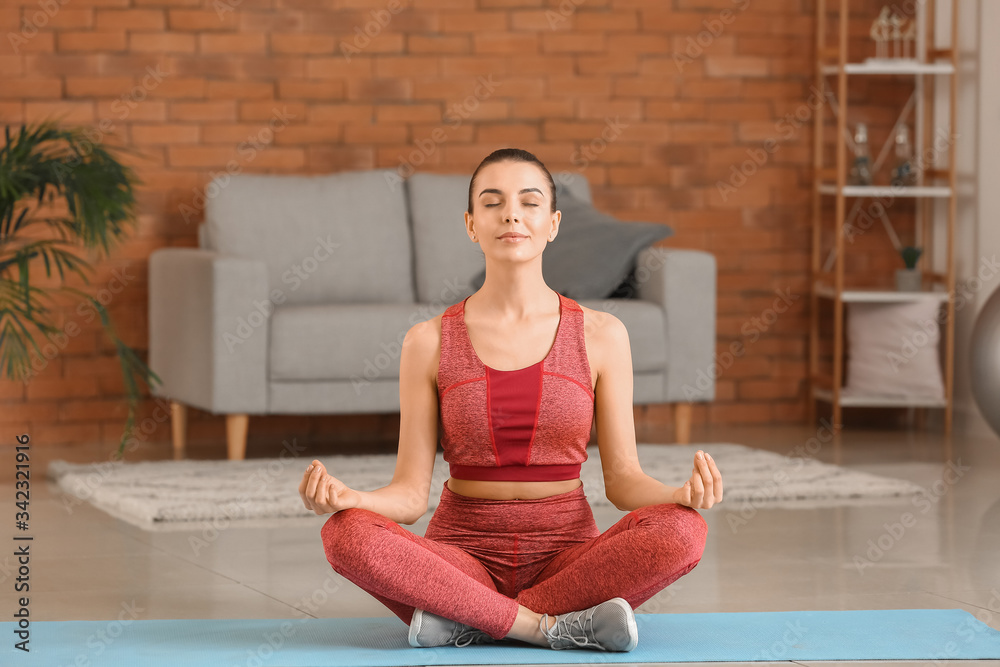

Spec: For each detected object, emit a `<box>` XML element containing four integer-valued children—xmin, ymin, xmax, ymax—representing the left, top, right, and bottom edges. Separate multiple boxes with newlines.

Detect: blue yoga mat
<box><xmin>4</xmin><ymin>608</ymin><xmax>1000</xmax><ymax>665</ymax></box>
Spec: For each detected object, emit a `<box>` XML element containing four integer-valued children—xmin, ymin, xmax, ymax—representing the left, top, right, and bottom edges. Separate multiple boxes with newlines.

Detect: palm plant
<box><xmin>0</xmin><ymin>120</ymin><xmax>160</xmax><ymax>460</ymax></box>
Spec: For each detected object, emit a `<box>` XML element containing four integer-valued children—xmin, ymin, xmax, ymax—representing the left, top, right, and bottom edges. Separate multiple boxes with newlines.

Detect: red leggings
<box><xmin>320</xmin><ymin>479</ymin><xmax>707</xmax><ymax>640</ymax></box>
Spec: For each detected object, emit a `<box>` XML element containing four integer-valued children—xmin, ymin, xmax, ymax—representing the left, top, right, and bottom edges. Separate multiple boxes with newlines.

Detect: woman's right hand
<box><xmin>299</xmin><ymin>460</ymin><xmax>361</xmax><ymax>515</ymax></box>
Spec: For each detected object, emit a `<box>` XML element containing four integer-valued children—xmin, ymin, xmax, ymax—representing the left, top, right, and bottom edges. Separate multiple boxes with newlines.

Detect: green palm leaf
<box><xmin>1</xmin><ymin>119</ymin><xmax>160</xmax><ymax>460</ymax></box>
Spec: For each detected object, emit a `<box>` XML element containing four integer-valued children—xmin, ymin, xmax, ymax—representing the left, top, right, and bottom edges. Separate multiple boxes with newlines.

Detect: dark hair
<box><xmin>467</xmin><ymin>148</ymin><xmax>556</xmax><ymax>216</ymax></box>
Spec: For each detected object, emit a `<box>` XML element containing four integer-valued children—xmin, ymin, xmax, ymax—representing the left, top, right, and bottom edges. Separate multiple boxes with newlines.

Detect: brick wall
<box><xmin>0</xmin><ymin>0</ymin><xmax>914</xmax><ymax>451</ymax></box>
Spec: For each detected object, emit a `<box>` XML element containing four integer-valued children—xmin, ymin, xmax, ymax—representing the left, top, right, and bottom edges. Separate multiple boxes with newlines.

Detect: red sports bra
<box><xmin>437</xmin><ymin>292</ymin><xmax>595</xmax><ymax>482</ymax></box>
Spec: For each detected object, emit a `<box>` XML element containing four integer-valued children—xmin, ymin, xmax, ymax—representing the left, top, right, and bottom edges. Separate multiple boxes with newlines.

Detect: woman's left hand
<box><xmin>671</xmin><ymin>450</ymin><xmax>723</xmax><ymax>509</ymax></box>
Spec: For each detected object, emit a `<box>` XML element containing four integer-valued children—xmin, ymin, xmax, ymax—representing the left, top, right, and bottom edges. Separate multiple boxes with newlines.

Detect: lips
<box><xmin>499</xmin><ymin>233</ymin><xmax>527</xmax><ymax>239</ymax></box>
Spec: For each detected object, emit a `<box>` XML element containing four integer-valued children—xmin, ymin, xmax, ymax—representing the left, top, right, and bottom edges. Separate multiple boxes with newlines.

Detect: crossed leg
<box><xmin>320</xmin><ymin>502</ymin><xmax>707</xmax><ymax>641</ymax></box>
<box><xmin>321</xmin><ymin>507</ymin><xmax>521</xmax><ymax>639</ymax></box>
<box><xmin>515</xmin><ymin>502</ymin><xmax>708</xmax><ymax>615</ymax></box>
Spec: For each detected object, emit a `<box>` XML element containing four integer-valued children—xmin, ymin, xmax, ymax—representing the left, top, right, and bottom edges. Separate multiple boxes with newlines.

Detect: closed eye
<box><xmin>485</xmin><ymin>203</ymin><xmax>538</xmax><ymax>207</ymax></box>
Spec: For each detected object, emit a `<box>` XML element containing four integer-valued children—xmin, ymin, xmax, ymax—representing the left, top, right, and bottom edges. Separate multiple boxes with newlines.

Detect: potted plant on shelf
<box><xmin>896</xmin><ymin>245</ymin><xmax>923</xmax><ymax>292</ymax></box>
<box><xmin>1</xmin><ymin>120</ymin><xmax>160</xmax><ymax>460</ymax></box>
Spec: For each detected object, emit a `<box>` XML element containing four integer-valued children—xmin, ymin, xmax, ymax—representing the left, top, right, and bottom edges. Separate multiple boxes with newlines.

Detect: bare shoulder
<box><xmin>405</xmin><ymin>312</ymin><xmax>444</xmax><ymax>385</ymax></box>
<box><xmin>578</xmin><ymin>304</ymin><xmax>629</xmax><ymax>380</ymax></box>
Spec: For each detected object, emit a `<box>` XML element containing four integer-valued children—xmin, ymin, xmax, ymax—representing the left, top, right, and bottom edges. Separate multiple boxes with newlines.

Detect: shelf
<box><xmin>815</xmin><ymin>284</ymin><xmax>950</xmax><ymax>303</ymax></box>
<box><xmin>818</xmin><ymin>184</ymin><xmax>953</xmax><ymax>197</ymax></box>
<box><xmin>814</xmin><ymin>387</ymin><xmax>946</xmax><ymax>408</ymax></box>
<box><xmin>821</xmin><ymin>60</ymin><xmax>955</xmax><ymax>76</ymax></box>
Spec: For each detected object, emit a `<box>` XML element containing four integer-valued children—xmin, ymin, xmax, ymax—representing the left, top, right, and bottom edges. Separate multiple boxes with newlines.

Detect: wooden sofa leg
<box><xmin>171</xmin><ymin>401</ymin><xmax>187</xmax><ymax>460</ymax></box>
<box><xmin>227</xmin><ymin>414</ymin><xmax>249</xmax><ymax>460</ymax></box>
<box><xmin>674</xmin><ymin>402</ymin><xmax>692</xmax><ymax>444</ymax></box>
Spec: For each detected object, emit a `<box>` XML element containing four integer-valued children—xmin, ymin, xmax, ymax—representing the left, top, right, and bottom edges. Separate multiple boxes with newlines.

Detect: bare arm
<box><xmin>593</xmin><ymin>313</ymin><xmax>680</xmax><ymax>511</ymax></box>
<box><xmin>593</xmin><ymin>313</ymin><xmax>724</xmax><ymax>511</ymax></box>
<box><xmin>298</xmin><ymin>319</ymin><xmax>440</xmax><ymax>525</ymax></box>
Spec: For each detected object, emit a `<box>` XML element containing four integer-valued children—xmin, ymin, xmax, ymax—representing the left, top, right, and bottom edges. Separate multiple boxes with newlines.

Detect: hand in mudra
<box><xmin>299</xmin><ymin>460</ymin><xmax>361</xmax><ymax>515</ymax></box>
<box><xmin>671</xmin><ymin>450</ymin><xmax>723</xmax><ymax>509</ymax></box>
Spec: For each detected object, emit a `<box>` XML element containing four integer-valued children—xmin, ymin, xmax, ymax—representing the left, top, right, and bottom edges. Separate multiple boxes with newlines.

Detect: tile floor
<box><xmin>2</xmin><ymin>420</ymin><xmax>999</xmax><ymax>667</ymax></box>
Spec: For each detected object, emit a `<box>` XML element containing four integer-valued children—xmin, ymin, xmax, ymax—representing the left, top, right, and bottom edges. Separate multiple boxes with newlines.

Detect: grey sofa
<box><xmin>148</xmin><ymin>168</ymin><xmax>716</xmax><ymax>460</ymax></box>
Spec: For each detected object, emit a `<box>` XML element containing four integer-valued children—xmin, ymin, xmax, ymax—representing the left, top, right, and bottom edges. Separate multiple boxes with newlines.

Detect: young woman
<box><xmin>298</xmin><ymin>148</ymin><xmax>724</xmax><ymax>652</ymax></box>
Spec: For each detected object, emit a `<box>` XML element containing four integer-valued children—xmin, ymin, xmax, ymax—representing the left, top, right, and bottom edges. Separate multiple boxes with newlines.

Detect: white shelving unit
<box><xmin>808</xmin><ymin>0</ymin><xmax>959</xmax><ymax>434</ymax></box>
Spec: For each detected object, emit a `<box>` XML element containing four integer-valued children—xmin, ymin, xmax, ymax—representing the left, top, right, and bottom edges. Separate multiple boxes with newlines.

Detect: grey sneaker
<box><xmin>408</xmin><ymin>608</ymin><xmax>498</xmax><ymax>648</ymax></box>
<box><xmin>539</xmin><ymin>597</ymin><xmax>638</xmax><ymax>651</ymax></box>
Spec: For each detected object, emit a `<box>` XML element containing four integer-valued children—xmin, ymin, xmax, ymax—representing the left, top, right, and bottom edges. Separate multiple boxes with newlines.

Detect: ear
<box><xmin>550</xmin><ymin>209</ymin><xmax>561</xmax><ymax>238</ymax></box>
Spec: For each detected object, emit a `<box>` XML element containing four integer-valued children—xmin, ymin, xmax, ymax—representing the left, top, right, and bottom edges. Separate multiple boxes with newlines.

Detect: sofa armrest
<box><xmin>149</xmin><ymin>248</ymin><xmax>270</xmax><ymax>414</ymax></box>
<box><xmin>634</xmin><ymin>246</ymin><xmax>716</xmax><ymax>402</ymax></box>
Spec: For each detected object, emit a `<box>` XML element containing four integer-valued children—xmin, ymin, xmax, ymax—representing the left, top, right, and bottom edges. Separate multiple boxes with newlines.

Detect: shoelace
<box><xmin>450</xmin><ymin>623</ymin><xmax>494</xmax><ymax>647</ymax></box>
<box><xmin>540</xmin><ymin>608</ymin><xmax>605</xmax><ymax>650</ymax></box>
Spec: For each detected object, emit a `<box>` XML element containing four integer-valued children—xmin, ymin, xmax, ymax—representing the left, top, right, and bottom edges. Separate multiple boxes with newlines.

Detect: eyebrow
<box><xmin>478</xmin><ymin>187</ymin><xmax>544</xmax><ymax>198</ymax></box>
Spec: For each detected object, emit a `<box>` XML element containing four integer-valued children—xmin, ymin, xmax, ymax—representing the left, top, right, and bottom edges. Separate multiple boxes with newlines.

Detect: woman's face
<box><xmin>465</xmin><ymin>160</ymin><xmax>560</xmax><ymax>259</ymax></box>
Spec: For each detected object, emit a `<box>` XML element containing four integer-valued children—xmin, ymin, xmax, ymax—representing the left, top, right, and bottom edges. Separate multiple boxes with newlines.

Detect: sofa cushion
<box><xmin>471</xmin><ymin>187</ymin><xmax>673</xmax><ymax>300</ymax></box>
<box><xmin>203</xmin><ymin>169</ymin><xmax>414</xmax><ymax>306</ymax></box>
<box><xmin>270</xmin><ymin>302</ymin><xmax>442</xmax><ymax>381</ymax></box>
<box><xmin>406</xmin><ymin>170</ymin><xmax>594</xmax><ymax>305</ymax></box>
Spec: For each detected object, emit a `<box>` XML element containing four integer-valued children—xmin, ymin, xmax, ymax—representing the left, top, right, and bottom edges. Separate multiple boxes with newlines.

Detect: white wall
<box><xmin>947</xmin><ymin>0</ymin><xmax>1000</xmax><ymax>438</ymax></box>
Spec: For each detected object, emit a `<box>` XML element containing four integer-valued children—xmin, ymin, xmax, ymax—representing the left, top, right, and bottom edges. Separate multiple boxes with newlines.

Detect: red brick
<box><xmin>375</xmin><ymin>104</ymin><xmax>442</xmax><ymax>123</ymax></box>
<box><xmin>169</xmin><ymin>101</ymin><xmax>236</xmax><ymax>121</ymax></box>
<box><xmin>128</xmin><ymin>33</ymin><xmax>197</xmax><ymax>53</ymax></box>
<box><xmin>131</xmin><ymin>123</ymin><xmax>199</xmax><ymax>144</ymax></box>
<box><xmin>278</xmin><ymin>80</ymin><xmax>346</xmax><ymax>100</ymax></box>
<box><xmin>510</xmin><ymin>10</ymin><xmax>574</xmax><ymax>31</ymax></box>
<box><xmin>574</xmin><ymin>11</ymin><xmax>637</xmax><ymax>31</ymax></box>
<box><xmin>407</xmin><ymin>34</ymin><xmax>470</xmax><ymax>54</ymax></box>
<box><xmin>199</xmin><ymin>33</ymin><xmax>267</xmax><ymax>54</ymax></box>
<box><xmin>271</xmin><ymin>33</ymin><xmax>336</xmax><ymax>54</ymax></box>
<box><xmin>343</xmin><ymin>123</ymin><xmax>408</xmax><ymax>144</ymax></box>
<box><xmin>374</xmin><ymin>56</ymin><xmax>440</xmax><ymax>78</ymax></box>
<box><xmin>24</xmin><ymin>101</ymin><xmax>95</xmax><ymax>123</ymax></box>
<box><xmin>58</xmin><ymin>31</ymin><xmax>127</xmax><ymax>52</ymax></box>
<box><xmin>95</xmin><ymin>9</ymin><xmax>165</xmax><ymax>30</ymax></box>
<box><xmin>440</xmin><ymin>11</ymin><xmax>509</xmax><ymax>32</ymax></box>
<box><xmin>548</xmin><ymin>77</ymin><xmax>611</xmax><ymax>98</ymax></box>
<box><xmin>167</xmin><ymin>9</ymin><xmax>239</xmax><ymax>30</ymax></box>
<box><xmin>65</xmin><ymin>77</ymin><xmax>138</xmax><ymax>97</ymax></box>
<box><xmin>205</xmin><ymin>80</ymin><xmax>274</xmax><ymax>99</ymax></box>
<box><xmin>541</xmin><ymin>33</ymin><xmax>606</xmax><ymax>53</ymax></box>
<box><xmin>0</xmin><ymin>78</ymin><xmax>62</xmax><ymax>98</ymax></box>
<box><xmin>473</xmin><ymin>33</ymin><xmax>539</xmax><ymax>54</ymax></box>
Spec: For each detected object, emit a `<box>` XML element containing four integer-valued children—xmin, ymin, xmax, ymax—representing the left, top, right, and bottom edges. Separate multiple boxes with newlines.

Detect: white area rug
<box><xmin>46</xmin><ymin>443</ymin><xmax>926</xmax><ymax>532</ymax></box>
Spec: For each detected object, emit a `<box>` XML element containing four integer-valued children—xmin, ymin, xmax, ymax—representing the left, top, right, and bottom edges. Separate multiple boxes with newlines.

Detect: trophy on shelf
<box><xmin>867</xmin><ymin>6</ymin><xmax>917</xmax><ymax>65</ymax></box>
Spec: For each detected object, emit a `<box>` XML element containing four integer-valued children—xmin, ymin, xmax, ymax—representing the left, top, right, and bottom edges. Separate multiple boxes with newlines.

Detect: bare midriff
<box><xmin>446</xmin><ymin>477</ymin><xmax>583</xmax><ymax>500</ymax></box>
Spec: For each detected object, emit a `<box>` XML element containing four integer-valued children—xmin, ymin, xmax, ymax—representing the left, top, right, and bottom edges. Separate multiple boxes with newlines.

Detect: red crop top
<box><xmin>436</xmin><ymin>292</ymin><xmax>595</xmax><ymax>482</ymax></box>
